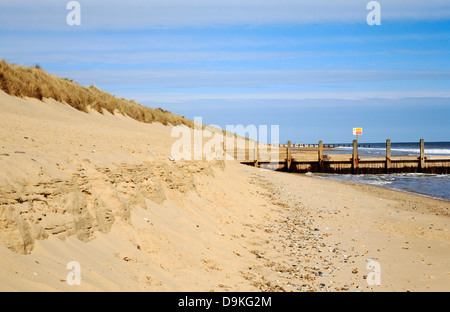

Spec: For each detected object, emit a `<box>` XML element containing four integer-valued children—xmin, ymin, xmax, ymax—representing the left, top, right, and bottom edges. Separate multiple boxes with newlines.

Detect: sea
<box><xmin>307</xmin><ymin>142</ymin><xmax>450</xmax><ymax>201</ymax></box>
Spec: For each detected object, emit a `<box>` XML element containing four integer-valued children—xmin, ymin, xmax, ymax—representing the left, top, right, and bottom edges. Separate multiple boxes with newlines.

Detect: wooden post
<box><xmin>245</xmin><ymin>140</ymin><xmax>248</xmax><ymax>161</ymax></box>
<box><xmin>318</xmin><ymin>140</ymin><xmax>323</xmax><ymax>172</ymax></box>
<box><xmin>257</xmin><ymin>142</ymin><xmax>260</xmax><ymax>161</ymax></box>
<box><xmin>386</xmin><ymin>139</ymin><xmax>391</xmax><ymax>174</ymax></box>
<box><xmin>254</xmin><ymin>142</ymin><xmax>259</xmax><ymax>167</ymax></box>
<box><xmin>234</xmin><ymin>137</ymin><xmax>237</xmax><ymax>160</ymax></box>
<box><xmin>352</xmin><ymin>139</ymin><xmax>358</xmax><ymax>174</ymax></box>
<box><xmin>223</xmin><ymin>140</ymin><xmax>226</xmax><ymax>160</ymax></box>
<box><xmin>222</xmin><ymin>138</ymin><xmax>227</xmax><ymax>160</ymax></box>
<box><xmin>420</xmin><ymin>139</ymin><xmax>425</xmax><ymax>171</ymax></box>
<box><xmin>287</xmin><ymin>140</ymin><xmax>292</xmax><ymax>171</ymax></box>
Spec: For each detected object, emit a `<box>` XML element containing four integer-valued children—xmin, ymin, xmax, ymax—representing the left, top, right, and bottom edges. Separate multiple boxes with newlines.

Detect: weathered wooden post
<box><xmin>254</xmin><ymin>142</ymin><xmax>259</xmax><ymax>167</ymax></box>
<box><xmin>419</xmin><ymin>139</ymin><xmax>425</xmax><ymax>171</ymax></box>
<box><xmin>222</xmin><ymin>140</ymin><xmax>226</xmax><ymax>160</ymax></box>
<box><xmin>287</xmin><ymin>140</ymin><xmax>292</xmax><ymax>171</ymax></box>
<box><xmin>224</xmin><ymin>134</ymin><xmax>232</xmax><ymax>160</ymax></box>
<box><xmin>245</xmin><ymin>140</ymin><xmax>249</xmax><ymax>161</ymax></box>
<box><xmin>352</xmin><ymin>139</ymin><xmax>358</xmax><ymax>174</ymax></box>
<box><xmin>386</xmin><ymin>139</ymin><xmax>391</xmax><ymax>174</ymax></box>
<box><xmin>234</xmin><ymin>137</ymin><xmax>238</xmax><ymax>160</ymax></box>
<box><xmin>318</xmin><ymin>140</ymin><xmax>323</xmax><ymax>172</ymax></box>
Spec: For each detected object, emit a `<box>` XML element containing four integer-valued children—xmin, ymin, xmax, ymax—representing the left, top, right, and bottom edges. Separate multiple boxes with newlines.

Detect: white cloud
<box><xmin>128</xmin><ymin>90</ymin><xmax>450</xmax><ymax>104</ymax></box>
<box><xmin>1</xmin><ymin>0</ymin><xmax>450</xmax><ymax>30</ymax></box>
<box><xmin>52</xmin><ymin>68</ymin><xmax>450</xmax><ymax>89</ymax></box>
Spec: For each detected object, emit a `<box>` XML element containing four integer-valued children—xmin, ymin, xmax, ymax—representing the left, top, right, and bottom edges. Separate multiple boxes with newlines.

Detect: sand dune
<box><xmin>1</xmin><ymin>90</ymin><xmax>449</xmax><ymax>292</ymax></box>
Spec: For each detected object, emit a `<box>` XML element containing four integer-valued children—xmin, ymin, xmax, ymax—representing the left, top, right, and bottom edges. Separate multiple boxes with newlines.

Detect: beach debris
<box><xmin>168</xmin><ymin>156</ymin><xmax>175</xmax><ymax>161</ymax></box>
<box><xmin>0</xmin><ymin>153</ymin><xmax>9</xmax><ymax>156</ymax></box>
<box><xmin>14</xmin><ymin>151</ymin><xmax>26</xmax><ymax>154</ymax></box>
<box><xmin>92</xmin><ymin>149</ymin><xmax>96</xmax><ymax>153</ymax></box>
<box><xmin>143</xmin><ymin>218</ymin><xmax>150</xmax><ymax>222</ymax></box>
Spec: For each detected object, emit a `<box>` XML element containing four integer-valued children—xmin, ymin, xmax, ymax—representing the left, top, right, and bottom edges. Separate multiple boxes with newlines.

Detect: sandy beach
<box><xmin>1</xmin><ymin>90</ymin><xmax>449</xmax><ymax>292</ymax></box>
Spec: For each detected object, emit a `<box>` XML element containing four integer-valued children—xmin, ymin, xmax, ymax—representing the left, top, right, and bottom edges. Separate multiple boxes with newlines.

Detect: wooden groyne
<box><xmin>231</xmin><ymin>139</ymin><xmax>450</xmax><ymax>174</ymax></box>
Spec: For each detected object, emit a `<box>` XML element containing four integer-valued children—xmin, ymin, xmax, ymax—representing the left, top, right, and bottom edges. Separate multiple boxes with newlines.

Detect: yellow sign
<box><xmin>353</xmin><ymin>128</ymin><xmax>363</xmax><ymax>135</ymax></box>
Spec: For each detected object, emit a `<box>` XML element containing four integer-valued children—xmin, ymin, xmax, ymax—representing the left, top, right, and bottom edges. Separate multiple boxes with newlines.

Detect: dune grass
<box><xmin>0</xmin><ymin>60</ymin><xmax>193</xmax><ymax>127</ymax></box>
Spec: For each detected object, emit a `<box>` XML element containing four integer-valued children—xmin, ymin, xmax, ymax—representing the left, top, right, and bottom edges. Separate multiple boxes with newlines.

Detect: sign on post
<box><xmin>353</xmin><ymin>127</ymin><xmax>362</xmax><ymax>144</ymax></box>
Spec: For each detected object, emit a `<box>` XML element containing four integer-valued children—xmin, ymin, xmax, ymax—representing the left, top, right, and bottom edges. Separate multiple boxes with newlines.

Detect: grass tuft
<box><xmin>0</xmin><ymin>60</ymin><xmax>193</xmax><ymax>127</ymax></box>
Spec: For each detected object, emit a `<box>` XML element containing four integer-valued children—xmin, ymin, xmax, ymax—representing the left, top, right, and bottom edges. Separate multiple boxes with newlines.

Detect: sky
<box><xmin>0</xmin><ymin>0</ymin><xmax>449</xmax><ymax>144</ymax></box>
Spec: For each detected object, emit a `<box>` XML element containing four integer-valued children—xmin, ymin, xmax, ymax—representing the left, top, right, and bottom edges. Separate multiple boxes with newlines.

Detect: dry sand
<box><xmin>0</xmin><ymin>90</ymin><xmax>449</xmax><ymax>292</ymax></box>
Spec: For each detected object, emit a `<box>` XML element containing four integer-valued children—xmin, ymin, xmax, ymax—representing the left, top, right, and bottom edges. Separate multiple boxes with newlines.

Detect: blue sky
<box><xmin>1</xmin><ymin>0</ymin><xmax>449</xmax><ymax>143</ymax></box>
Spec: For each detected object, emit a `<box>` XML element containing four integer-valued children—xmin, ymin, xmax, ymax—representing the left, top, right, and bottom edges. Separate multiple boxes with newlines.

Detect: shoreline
<box><xmin>303</xmin><ymin>172</ymin><xmax>450</xmax><ymax>217</ymax></box>
<box><xmin>304</xmin><ymin>171</ymin><xmax>450</xmax><ymax>204</ymax></box>
<box><xmin>306</xmin><ymin>172</ymin><xmax>450</xmax><ymax>205</ymax></box>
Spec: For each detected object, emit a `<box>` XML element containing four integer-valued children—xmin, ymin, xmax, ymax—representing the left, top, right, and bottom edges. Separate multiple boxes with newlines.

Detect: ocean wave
<box><xmin>307</xmin><ymin>172</ymin><xmax>450</xmax><ymax>201</ymax></box>
<box><xmin>389</xmin><ymin>148</ymin><xmax>450</xmax><ymax>155</ymax></box>
<box><xmin>334</xmin><ymin>146</ymin><xmax>450</xmax><ymax>155</ymax></box>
